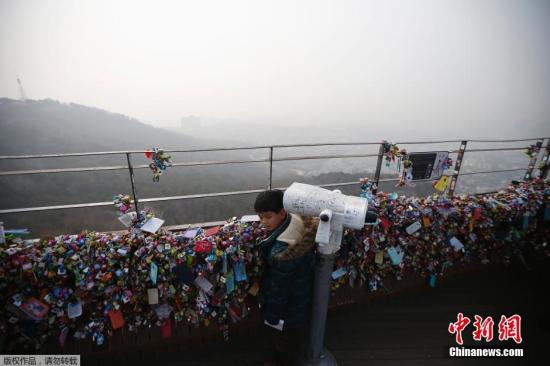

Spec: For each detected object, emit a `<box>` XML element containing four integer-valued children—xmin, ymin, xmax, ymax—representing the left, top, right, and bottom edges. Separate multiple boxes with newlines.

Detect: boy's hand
<box><xmin>264</xmin><ymin>319</ymin><xmax>284</xmax><ymax>331</ymax></box>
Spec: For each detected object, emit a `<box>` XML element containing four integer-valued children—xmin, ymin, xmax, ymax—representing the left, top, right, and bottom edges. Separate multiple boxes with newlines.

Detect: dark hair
<box><xmin>254</xmin><ymin>189</ymin><xmax>284</xmax><ymax>213</ymax></box>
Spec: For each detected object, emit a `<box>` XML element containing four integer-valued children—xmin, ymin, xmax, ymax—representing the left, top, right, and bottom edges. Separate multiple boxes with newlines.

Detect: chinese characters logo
<box><xmin>448</xmin><ymin>313</ymin><xmax>522</xmax><ymax>345</ymax></box>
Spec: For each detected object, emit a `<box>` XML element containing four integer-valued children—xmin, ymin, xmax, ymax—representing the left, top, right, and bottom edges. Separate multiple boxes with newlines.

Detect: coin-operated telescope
<box><xmin>283</xmin><ymin>183</ymin><xmax>378</xmax><ymax>366</ymax></box>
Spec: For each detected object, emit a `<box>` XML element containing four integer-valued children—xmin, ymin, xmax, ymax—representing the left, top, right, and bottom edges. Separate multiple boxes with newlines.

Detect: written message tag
<box><xmin>141</xmin><ymin>218</ymin><xmax>165</xmax><ymax>234</ymax></box>
<box><xmin>449</xmin><ymin>237</ymin><xmax>464</xmax><ymax>252</ymax></box>
<box><xmin>387</xmin><ymin>247</ymin><xmax>404</xmax><ymax>265</ymax></box>
<box><xmin>406</xmin><ymin>221</ymin><xmax>422</xmax><ymax>235</ymax></box>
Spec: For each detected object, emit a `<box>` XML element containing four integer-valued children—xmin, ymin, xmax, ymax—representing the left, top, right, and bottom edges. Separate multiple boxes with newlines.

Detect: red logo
<box><xmin>498</xmin><ymin>315</ymin><xmax>522</xmax><ymax>344</ymax></box>
<box><xmin>448</xmin><ymin>312</ymin><xmax>471</xmax><ymax>345</ymax></box>
<box><xmin>472</xmin><ymin>315</ymin><xmax>494</xmax><ymax>342</ymax></box>
<box><xmin>448</xmin><ymin>313</ymin><xmax>522</xmax><ymax>345</ymax></box>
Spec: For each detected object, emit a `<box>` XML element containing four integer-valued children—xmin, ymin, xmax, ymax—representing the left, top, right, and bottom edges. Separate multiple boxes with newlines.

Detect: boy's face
<box><xmin>257</xmin><ymin>209</ymin><xmax>287</xmax><ymax>232</ymax></box>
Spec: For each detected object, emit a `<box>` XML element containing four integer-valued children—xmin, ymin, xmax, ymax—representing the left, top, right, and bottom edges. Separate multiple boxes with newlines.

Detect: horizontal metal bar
<box><xmin>0</xmin><ymin>181</ymin><xmax>367</xmax><ymax>214</ymax></box>
<box><xmin>394</xmin><ymin>138</ymin><xmax>547</xmax><ymax>145</ymax></box>
<box><xmin>474</xmin><ymin>190</ymin><xmax>498</xmax><ymax>196</ymax></box>
<box><xmin>0</xmin><ymin>201</ymin><xmax>114</xmax><ymax>214</ymax></box>
<box><xmin>74</xmin><ymin>220</ymin><xmax>232</xmax><ymax>237</ymax></box>
<box><xmin>0</xmin><ymin>151</ymin><xmax>142</xmax><ymax>160</ymax></box>
<box><xmin>0</xmin><ymin>165</ymin><xmax>130</xmax><ymax>176</ymax></box>
<box><xmin>171</xmin><ymin>158</ymin><xmax>270</xmax><ymax>167</ymax></box>
<box><xmin>458</xmin><ymin>168</ymin><xmax>527</xmax><ymax>176</ymax></box>
<box><xmin>456</xmin><ymin>147</ymin><xmax>527</xmax><ymax>153</ymax></box>
<box><xmin>0</xmin><ymin>159</ymin><xmax>274</xmax><ymax>176</ymax></box>
<box><xmin>271</xmin><ymin>142</ymin><xmax>381</xmax><ymax>148</ymax></box>
<box><xmin>0</xmin><ymin>142</ymin><xmax>378</xmax><ymax>160</ymax></box>
<box><xmin>0</xmin><ymin>147</ymin><xmax>270</xmax><ymax>160</ymax></box>
<box><xmin>466</xmin><ymin>138</ymin><xmax>547</xmax><ymax>143</ymax></box>
<box><xmin>163</xmin><ymin>220</ymin><xmax>228</xmax><ymax>232</ymax></box>
<box><xmin>274</xmin><ymin>153</ymin><xmax>380</xmax><ymax>162</ymax></box>
<box><xmin>376</xmin><ymin>167</ymin><xmax>528</xmax><ymax>183</ymax></box>
<box><xmin>377</xmin><ymin>177</ymin><xmax>438</xmax><ymax>183</ymax></box>
<box><xmin>138</xmin><ymin>189</ymin><xmax>266</xmax><ymax>203</ymax></box>
<box><xmin>2</xmin><ymin>137</ymin><xmax>548</xmax><ymax>160</ymax></box>
<box><xmin>175</xmin><ymin>154</ymin><xmax>377</xmax><ymax>168</ymax></box>
<box><xmin>0</xmin><ymin>190</ymin><xmax>267</xmax><ymax>213</ymax></box>
<box><xmin>394</xmin><ymin>140</ymin><xmax>465</xmax><ymax>145</ymax></box>
<box><xmin>317</xmin><ymin>181</ymin><xmax>363</xmax><ymax>188</ymax></box>
<box><xmin>0</xmin><ymin>155</ymin><xmax>379</xmax><ymax>176</ymax></box>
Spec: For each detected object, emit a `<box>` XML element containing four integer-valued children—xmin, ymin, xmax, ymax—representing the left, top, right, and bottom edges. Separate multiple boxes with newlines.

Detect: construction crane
<box><xmin>16</xmin><ymin>74</ymin><xmax>27</xmax><ymax>101</ymax></box>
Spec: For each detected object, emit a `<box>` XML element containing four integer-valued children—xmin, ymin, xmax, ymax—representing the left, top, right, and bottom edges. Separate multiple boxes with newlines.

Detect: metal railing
<box><xmin>1</xmin><ymin>137</ymin><xmax>549</xmax><ymax>216</ymax></box>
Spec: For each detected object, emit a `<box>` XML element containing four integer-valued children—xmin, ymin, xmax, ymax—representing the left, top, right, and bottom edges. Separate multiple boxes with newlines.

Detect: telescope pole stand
<box><xmin>301</xmin><ymin>252</ymin><xmax>337</xmax><ymax>366</ymax></box>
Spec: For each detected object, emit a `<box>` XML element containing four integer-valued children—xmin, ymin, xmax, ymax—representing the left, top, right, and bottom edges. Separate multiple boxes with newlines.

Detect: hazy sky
<box><xmin>1</xmin><ymin>0</ymin><xmax>549</xmax><ymax>137</ymax></box>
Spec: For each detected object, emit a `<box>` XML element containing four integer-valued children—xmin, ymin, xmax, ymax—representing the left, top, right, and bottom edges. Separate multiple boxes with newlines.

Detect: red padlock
<box><xmin>194</xmin><ymin>240</ymin><xmax>212</xmax><ymax>254</ymax></box>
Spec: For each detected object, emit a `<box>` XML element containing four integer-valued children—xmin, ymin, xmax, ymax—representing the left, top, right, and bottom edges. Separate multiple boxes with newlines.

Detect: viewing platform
<box><xmin>1</xmin><ymin>137</ymin><xmax>549</xmax><ymax>365</ymax></box>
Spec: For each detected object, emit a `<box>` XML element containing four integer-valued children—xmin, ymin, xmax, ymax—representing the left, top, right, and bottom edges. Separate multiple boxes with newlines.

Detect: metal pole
<box><xmin>302</xmin><ymin>253</ymin><xmax>337</xmax><ymax>366</ymax></box>
<box><xmin>268</xmin><ymin>147</ymin><xmax>274</xmax><ymax>190</ymax></box>
<box><xmin>539</xmin><ymin>138</ymin><xmax>550</xmax><ymax>179</ymax></box>
<box><xmin>126</xmin><ymin>153</ymin><xmax>139</xmax><ymax>213</ymax></box>
<box><xmin>448</xmin><ymin>140</ymin><xmax>467</xmax><ymax>197</ymax></box>
<box><xmin>372</xmin><ymin>143</ymin><xmax>384</xmax><ymax>194</ymax></box>
<box><xmin>524</xmin><ymin>139</ymin><xmax>543</xmax><ymax>180</ymax></box>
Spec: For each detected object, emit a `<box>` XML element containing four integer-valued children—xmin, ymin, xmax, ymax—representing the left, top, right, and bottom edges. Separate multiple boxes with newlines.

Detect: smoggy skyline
<box><xmin>1</xmin><ymin>0</ymin><xmax>549</xmax><ymax>140</ymax></box>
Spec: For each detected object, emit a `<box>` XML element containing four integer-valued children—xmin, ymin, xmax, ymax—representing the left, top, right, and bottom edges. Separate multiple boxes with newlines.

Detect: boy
<box><xmin>254</xmin><ymin>189</ymin><xmax>317</xmax><ymax>366</ymax></box>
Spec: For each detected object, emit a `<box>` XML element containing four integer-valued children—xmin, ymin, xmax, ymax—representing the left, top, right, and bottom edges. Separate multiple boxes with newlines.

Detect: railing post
<box><xmin>126</xmin><ymin>153</ymin><xmax>140</xmax><ymax>213</ymax></box>
<box><xmin>448</xmin><ymin>140</ymin><xmax>467</xmax><ymax>197</ymax></box>
<box><xmin>539</xmin><ymin>138</ymin><xmax>550</xmax><ymax>179</ymax></box>
<box><xmin>524</xmin><ymin>139</ymin><xmax>544</xmax><ymax>180</ymax></box>
<box><xmin>372</xmin><ymin>142</ymin><xmax>385</xmax><ymax>194</ymax></box>
<box><xmin>268</xmin><ymin>147</ymin><xmax>274</xmax><ymax>190</ymax></box>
